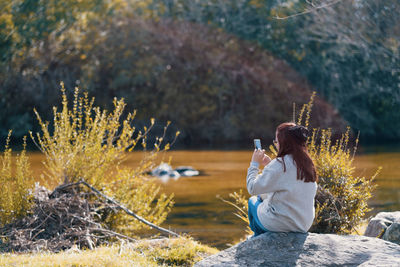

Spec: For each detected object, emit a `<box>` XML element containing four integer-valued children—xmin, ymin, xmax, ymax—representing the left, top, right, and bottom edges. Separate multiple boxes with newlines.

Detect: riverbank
<box><xmin>0</xmin><ymin>237</ymin><xmax>218</xmax><ymax>267</ymax></box>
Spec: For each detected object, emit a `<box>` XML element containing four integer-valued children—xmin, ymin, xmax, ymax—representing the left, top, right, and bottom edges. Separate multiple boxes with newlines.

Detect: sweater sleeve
<box><xmin>246</xmin><ymin>159</ymin><xmax>286</xmax><ymax>195</ymax></box>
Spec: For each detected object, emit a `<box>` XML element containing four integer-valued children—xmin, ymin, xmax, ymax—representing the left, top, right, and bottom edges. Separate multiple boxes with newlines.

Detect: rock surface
<box><xmin>364</xmin><ymin>211</ymin><xmax>400</xmax><ymax>239</ymax></box>
<box><xmin>383</xmin><ymin>220</ymin><xmax>400</xmax><ymax>245</ymax></box>
<box><xmin>195</xmin><ymin>232</ymin><xmax>400</xmax><ymax>267</ymax></box>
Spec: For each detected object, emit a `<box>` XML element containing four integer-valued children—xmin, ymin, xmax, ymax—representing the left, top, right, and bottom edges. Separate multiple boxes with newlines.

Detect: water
<box><xmin>28</xmin><ymin>150</ymin><xmax>400</xmax><ymax>249</ymax></box>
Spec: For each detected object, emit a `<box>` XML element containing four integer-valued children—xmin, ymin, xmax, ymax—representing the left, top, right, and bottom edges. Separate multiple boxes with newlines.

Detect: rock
<box><xmin>364</xmin><ymin>211</ymin><xmax>400</xmax><ymax>238</ymax></box>
<box><xmin>150</xmin><ymin>163</ymin><xmax>200</xmax><ymax>181</ymax></box>
<box><xmin>33</xmin><ymin>182</ymin><xmax>51</xmax><ymax>202</ymax></box>
<box><xmin>175</xmin><ymin>166</ymin><xmax>200</xmax><ymax>177</ymax></box>
<box><xmin>364</xmin><ymin>218</ymin><xmax>392</xmax><ymax>238</ymax></box>
<box><xmin>151</xmin><ymin>163</ymin><xmax>180</xmax><ymax>181</ymax></box>
<box><xmin>383</xmin><ymin>220</ymin><xmax>400</xmax><ymax>245</ymax></box>
<box><xmin>195</xmin><ymin>232</ymin><xmax>400</xmax><ymax>267</ymax></box>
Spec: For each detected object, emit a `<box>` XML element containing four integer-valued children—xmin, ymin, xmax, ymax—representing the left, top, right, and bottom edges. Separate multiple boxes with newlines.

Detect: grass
<box><xmin>0</xmin><ymin>237</ymin><xmax>218</xmax><ymax>267</ymax></box>
<box><xmin>350</xmin><ymin>221</ymin><xmax>369</xmax><ymax>236</ymax></box>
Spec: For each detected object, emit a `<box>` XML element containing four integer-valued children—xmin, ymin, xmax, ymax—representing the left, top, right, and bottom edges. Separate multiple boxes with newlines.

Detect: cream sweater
<box><xmin>247</xmin><ymin>154</ymin><xmax>317</xmax><ymax>233</ymax></box>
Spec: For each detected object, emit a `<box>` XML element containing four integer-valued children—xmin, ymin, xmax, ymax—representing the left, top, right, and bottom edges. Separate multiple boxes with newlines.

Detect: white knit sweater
<box><xmin>247</xmin><ymin>154</ymin><xmax>317</xmax><ymax>233</ymax></box>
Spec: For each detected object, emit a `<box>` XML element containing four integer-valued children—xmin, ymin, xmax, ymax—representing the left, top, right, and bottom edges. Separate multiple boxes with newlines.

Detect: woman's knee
<box><xmin>248</xmin><ymin>195</ymin><xmax>258</xmax><ymax>206</ymax></box>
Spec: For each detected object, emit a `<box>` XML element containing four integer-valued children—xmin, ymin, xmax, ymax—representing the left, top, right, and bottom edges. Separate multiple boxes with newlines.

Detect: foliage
<box><xmin>296</xmin><ymin>0</ymin><xmax>400</xmax><ymax>140</ymax></box>
<box><xmin>78</xmin><ymin>18</ymin><xmax>343</xmax><ymax>144</ymax></box>
<box><xmin>132</xmin><ymin>237</ymin><xmax>219</xmax><ymax>266</ymax></box>
<box><xmin>0</xmin><ymin>132</ymin><xmax>34</xmax><ymax>226</ymax></box>
<box><xmin>1</xmin><ymin>0</ymin><xmax>399</xmax><ymax>142</ymax></box>
<box><xmin>307</xmin><ymin>128</ymin><xmax>379</xmax><ymax>233</ymax></box>
<box><xmin>0</xmin><ymin>0</ymin><xmax>111</xmax><ymax>63</ymax></box>
<box><xmin>30</xmin><ymin>84</ymin><xmax>177</xmax><ymax>232</ymax></box>
<box><xmin>224</xmin><ymin>95</ymin><xmax>379</xmax><ymax>235</ymax></box>
<box><xmin>0</xmin><ymin>0</ymin><xmax>114</xmax><ymax>140</ymax></box>
<box><xmin>301</xmin><ymin>95</ymin><xmax>379</xmax><ymax>233</ymax></box>
<box><xmin>0</xmin><ymin>237</ymin><xmax>218</xmax><ymax>267</ymax></box>
<box><xmin>0</xmin><ymin>11</ymin><xmax>343</xmax><ymax>146</ymax></box>
<box><xmin>106</xmin><ymin>168</ymin><xmax>175</xmax><ymax>234</ymax></box>
<box><xmin>140</xmin><ymin>0</ymin><xmax>400</xmax><ymax>141</ymax></box>
<box><xmin>218</xmin><ymin>190</ymin><xmax>252</xmax><ymax>237</ymax></box>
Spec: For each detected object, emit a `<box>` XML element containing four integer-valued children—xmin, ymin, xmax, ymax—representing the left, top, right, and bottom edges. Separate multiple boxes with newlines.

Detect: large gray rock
<box><xmin>383</xmin><ymin>220</ymin><xmax>400</xmax><ymax>245</ymax></box>
<box><xmin>195</xmin><ymin>232</ymin><xmax>400</xmax><ymax>267</ymax></box>
<box><xmin>364</xmin><ymin>211</ymin><xmax>400</xmax><ymax>238</ymax></box>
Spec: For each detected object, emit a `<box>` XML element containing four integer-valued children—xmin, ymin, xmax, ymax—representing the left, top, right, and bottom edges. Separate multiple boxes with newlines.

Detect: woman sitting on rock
<box><xmin>247</xmin><ymin>122</ymin><xmax>318</xmax><ymax>237</ymax></box>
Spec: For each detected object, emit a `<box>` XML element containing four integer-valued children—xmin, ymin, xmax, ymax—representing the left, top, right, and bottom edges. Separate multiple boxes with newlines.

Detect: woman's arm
<box><xmin>246</xmin><ymin>160</ymin><xmax>286</xmax><ymax>195</ymax></box>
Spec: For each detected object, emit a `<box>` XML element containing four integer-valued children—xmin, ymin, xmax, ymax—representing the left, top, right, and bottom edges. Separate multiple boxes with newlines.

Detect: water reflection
<box><xmin>28</xmin><ymin>150</ymin><xmax>400</xmax><ymax>249</ymax></box>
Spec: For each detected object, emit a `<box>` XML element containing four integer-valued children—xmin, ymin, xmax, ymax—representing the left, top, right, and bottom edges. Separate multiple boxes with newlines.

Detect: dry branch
<box><xmin>51</xmin><ymin>179</ymin><xmax>180</xmax><ymax>237</ymax></box>
<box><xmin>0</xmin><ymin>181</ymin><xmax>179</xmax><ymax>253</ymax></box>
<box><xmin>78</xmin><ymin>180</ymin><xmax>180</xmax><ymax>238</ymax></box>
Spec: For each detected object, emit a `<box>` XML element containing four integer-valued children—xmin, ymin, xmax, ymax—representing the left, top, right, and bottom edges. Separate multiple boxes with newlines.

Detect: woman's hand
<box><xmin>261</xmin><ymin>154</ymin><xmax>271</xmax><ymax>165</ymax></box>
<box><xmin>251</xmin><ymin>149</ymin><xmax>271</xmax><ymax>166</ymax></box>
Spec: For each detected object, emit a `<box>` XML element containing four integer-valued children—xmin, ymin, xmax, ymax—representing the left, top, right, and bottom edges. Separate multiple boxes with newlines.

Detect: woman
<box><xmin>247</xmin><ymin>122</ymin><xmax>318</xmax><ymax>237</ymax></box>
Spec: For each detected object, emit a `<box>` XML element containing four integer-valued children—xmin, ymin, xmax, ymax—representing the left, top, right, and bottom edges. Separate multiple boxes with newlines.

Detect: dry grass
<box><xmin>350</xmin><ymin>221</ymin><xmax>369</xmax><ymax>236</ymax></box>
<box><xmin>0</xmin><ymin>237</ymin><xmax>218</xmax><ymax>267</ymax></box>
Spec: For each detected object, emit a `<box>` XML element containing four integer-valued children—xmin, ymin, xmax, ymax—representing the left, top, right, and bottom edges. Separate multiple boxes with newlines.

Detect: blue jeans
<box><xmin>248</xmin><ymin>195</ymin><xmax>268</xmax><ymax>236</ymax></box>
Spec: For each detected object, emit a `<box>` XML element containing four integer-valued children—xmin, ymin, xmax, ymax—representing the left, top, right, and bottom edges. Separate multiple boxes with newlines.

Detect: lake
<box><xmin>28</xmin><ymin>150</ymin><xmax>400</xmax><ymax>249</ymax></box>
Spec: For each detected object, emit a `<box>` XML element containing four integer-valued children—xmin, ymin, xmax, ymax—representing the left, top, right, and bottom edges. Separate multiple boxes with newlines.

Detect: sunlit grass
<box><xmin>350</xmin><ymin>221</ymin><xmax>369</xmax><ymax>236</ymax></box>
<box><xmin>0</xmin><ymin>237</ymin><xmax>218</xmax><ymax>267</ymax></box>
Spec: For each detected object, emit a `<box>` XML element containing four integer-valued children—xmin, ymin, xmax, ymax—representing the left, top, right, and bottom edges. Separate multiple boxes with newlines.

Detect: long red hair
<box><xmin>276</xmin><ymin>122</ymin><xmax>317</xmax><ymax>183</ymax></box>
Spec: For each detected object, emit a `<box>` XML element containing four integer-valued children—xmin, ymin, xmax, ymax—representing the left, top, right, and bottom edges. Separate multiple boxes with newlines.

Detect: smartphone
<box><xmin>254</xmin><ymin>139</ymin><xmax>262</xmax><ymax>150</ymax></box>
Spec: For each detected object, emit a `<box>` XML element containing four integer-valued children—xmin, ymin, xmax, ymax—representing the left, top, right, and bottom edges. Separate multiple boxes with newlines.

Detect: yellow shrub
<box><xmin>308</xmin><ymin>126</ymin><xmax>379</xmax><ymax>233</ymax></box>
<box><xmin>300</xmin><ymin>94</ymin><xmax>379</xmax><ymax>234</ymax></box>
<box><xmin>218</xmin><ymin>190</ymin><xmax>252</xmax><ymax>237</ymax></box>
<box><xmin>0</xmin><ymin>132</ymin><xmax>34</xmax><ymax>226</ymax></box>
<box><xmin>30</xmin><ymin>83</ymin><xmax>178</xmax><ymax>232</ymax></box>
